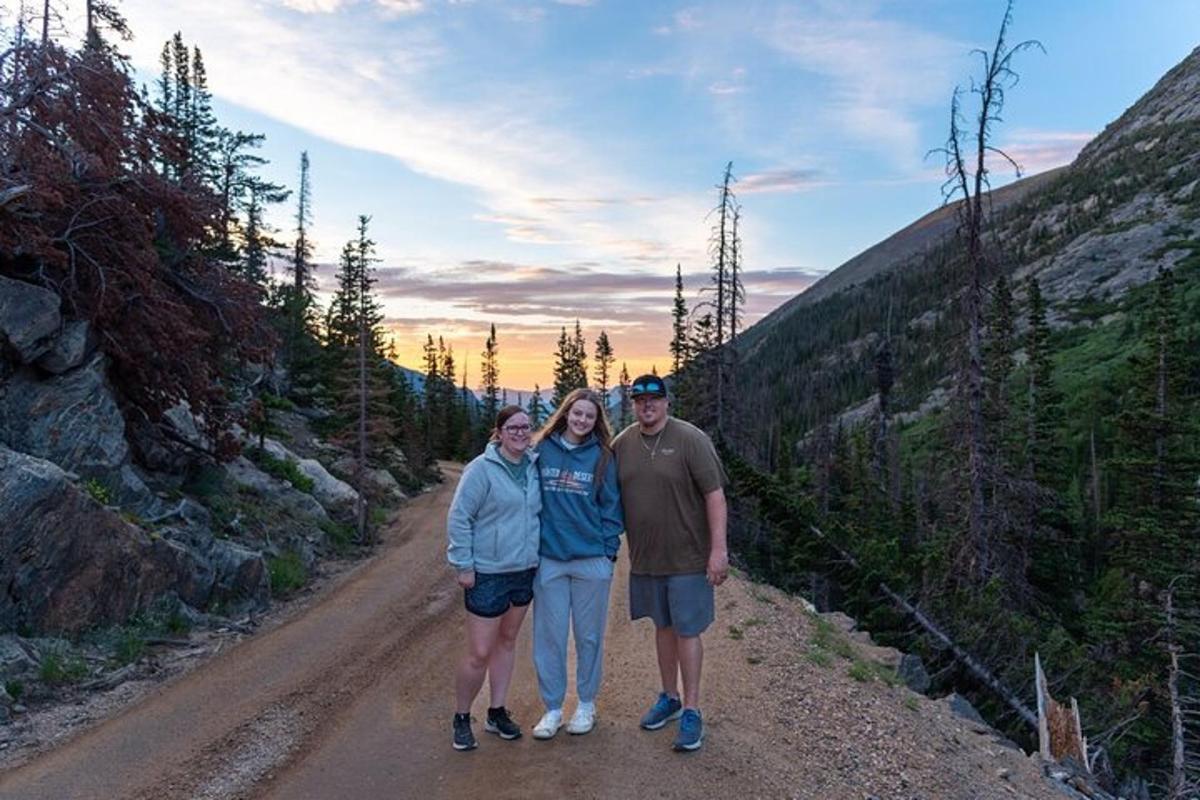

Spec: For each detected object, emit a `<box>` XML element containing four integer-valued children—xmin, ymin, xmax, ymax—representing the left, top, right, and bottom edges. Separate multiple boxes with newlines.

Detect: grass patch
<box><xmin>250</xmin><ymin>447</ymin><xmax>315</xmax><ymax>494</ymax></box>
<box><xmin>83</xmin><ymin>478</ymin><xmax>113</xmax><ymax>505</ymax></box>
<box><xmin>847</xmin><ymin>660</ymin><xmax>874</xmax><ymax>683</ymax></box>
<box><xmin>369</xmin><ymin>505</ymin><xmax>390</xmax><ymax>526</ymax></box>
<box><xmin>904</xmin><ymin>695</ymin><xmax>921</xmax><ymax>712</ymax></box>
<box><xmin>810</xmin><ymin>616</ymin><xmax>856</xmax><ymax>660</ymax></box>
<box><xmin>5</xmin><ymin>680</ymin><xmax>24</xmax><ymax>701</ymax></box>
<box><xmin>320</xmin><ymin>519</ymin><xmax>357</xmax><ymax>554</ymax></box>
<box><xmin>848</xmin><ymin>658</ymin><xmax>902</xmax><ymax>687</ymax></box>
<box><xmin>743</xmin><ymin>616</ymin><xmax>766</xmax><ymax>627</ymax></box>
<box><xmin>112</xmin><ymin>629</ymin><xmax>146</xmax><ymax>666</ymax></box>
<box><xmin>746</xmin><ymin>655</ymin><xmax>763</xmax><ymax>665</ymax></box>
<box><xmin>805</xmin><ymin>647</ymin><xmax>833</xmax><ymax>668</ymax></box>
<box><xmin>268</xmin><ymin>551</ymin><xmax>308</xmax><ymax>596</ymax></box>
<box><xmin>727</xmin><ymin>625</ymin><xmax>744</xmax><ymax>641</ymax></box>
<box><xmin>39</xmin><ymin>647</ymin><xmax>88</xmax><ymax>685</ymax></box>
<box><xmin>748</xmin><ymin>587</ymin><xmax>777</xmax><ymax>606</ymax></box>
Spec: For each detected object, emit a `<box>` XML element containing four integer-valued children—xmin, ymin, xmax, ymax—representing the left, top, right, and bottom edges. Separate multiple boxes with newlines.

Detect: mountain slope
<box><xmin>735</xmin><ymin>45</ymin><xmax>1200</xmax><ymax>448</ymax></box>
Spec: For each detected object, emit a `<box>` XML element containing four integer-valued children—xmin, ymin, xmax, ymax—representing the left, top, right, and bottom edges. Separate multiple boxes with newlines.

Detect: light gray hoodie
<box><xmin>447</xmin><ymin>442</ymin><xmax>541</xmax><ymax>574</ymax></box>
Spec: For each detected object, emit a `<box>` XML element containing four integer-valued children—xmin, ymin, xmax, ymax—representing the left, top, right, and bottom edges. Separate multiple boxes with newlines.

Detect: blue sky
<box><xmin>100</xmin><ymin>0</ymin><xmax>1200</xmax><ymax>388</ymax></box>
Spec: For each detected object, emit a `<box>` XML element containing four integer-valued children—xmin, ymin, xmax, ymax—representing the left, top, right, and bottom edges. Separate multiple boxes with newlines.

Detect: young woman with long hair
<box><xmin>446</xmin><ymin>405</ymin><xmax>541</xmax><ymax>751</ymax></box>
<box><xmin>529</xmin><ymin>388</ymin><xmax>624</xmax><ymax>739</ymax></box>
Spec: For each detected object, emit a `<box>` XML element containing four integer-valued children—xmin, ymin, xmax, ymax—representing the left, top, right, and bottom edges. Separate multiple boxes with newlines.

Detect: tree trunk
<box><xmin>1167</xmin><ymin>583</ymin><xmax>1186</xmax><ymax>799</ymax></box>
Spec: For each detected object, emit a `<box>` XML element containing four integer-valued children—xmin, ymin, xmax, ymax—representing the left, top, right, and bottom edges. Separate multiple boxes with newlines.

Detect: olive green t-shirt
<box><xmin>612</xmin><ymin>417</ymin><xmax>727</xmax><ymax>575</ymax></box>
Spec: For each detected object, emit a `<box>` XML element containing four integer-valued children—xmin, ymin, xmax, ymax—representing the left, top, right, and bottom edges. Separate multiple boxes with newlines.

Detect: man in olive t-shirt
<box><xmin>612</xmin><ymin>374</ymin><xmax>728</xmax><ymax>752</ymax></box>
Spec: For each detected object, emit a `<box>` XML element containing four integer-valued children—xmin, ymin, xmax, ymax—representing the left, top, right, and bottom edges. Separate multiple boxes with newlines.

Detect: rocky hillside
<box><xmin>736</xmin><ymin>45</ymin><xmax>1200</xmax><ymax>446</ymax></box>
<box><xmin>0</xmin><ymin>276</ymin><xmax>415</xmax><ymax>716</ymax></box>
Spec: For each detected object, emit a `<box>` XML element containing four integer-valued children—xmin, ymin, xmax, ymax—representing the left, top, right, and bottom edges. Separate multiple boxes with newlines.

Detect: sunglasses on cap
<box><xmin>630</xmin><ymin>379</ymin><xmax>665</xmax><ymax>396</ymax></box>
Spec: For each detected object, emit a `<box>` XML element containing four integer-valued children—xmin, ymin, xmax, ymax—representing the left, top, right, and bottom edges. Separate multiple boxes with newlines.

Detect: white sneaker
<box><xmin>533</xmin><ymin>709</ymin><xmax>563</xmax><ymax>740</ymax></box>
<box><xmin>566</xmin><ymin>702</ymin><xmax>595</xmax><ymax>735</ymax></box>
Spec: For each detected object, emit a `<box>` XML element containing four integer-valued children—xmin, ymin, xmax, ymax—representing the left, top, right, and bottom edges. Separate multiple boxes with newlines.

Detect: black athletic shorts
<box><xmin>464</xmin><ymin>568</ymin><xmax>537</xmax><ymax>618</ymax></box>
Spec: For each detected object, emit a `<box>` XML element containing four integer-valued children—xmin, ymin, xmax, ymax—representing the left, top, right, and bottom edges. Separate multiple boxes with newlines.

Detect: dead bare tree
<box><xmin>1166</xmin><ymin>576</ymin><xmax>1200</xmax><ymax>799</ymax></box>
<box><xmin>935</xmin><ymin>0</ymin><xmax>1042</xmax><ymax>585</ymax></box>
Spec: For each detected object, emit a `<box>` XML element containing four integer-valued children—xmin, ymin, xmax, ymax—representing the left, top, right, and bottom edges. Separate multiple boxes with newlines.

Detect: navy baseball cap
<box><xmin>630</xmin><ymin>374</ymin><xmax>667</xmax><ymax>398</ymax></box>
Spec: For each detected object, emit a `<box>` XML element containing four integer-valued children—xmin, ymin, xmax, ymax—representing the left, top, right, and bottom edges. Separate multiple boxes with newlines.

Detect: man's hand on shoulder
<box><xmin>706</xmin><ymin>549</ymin><xmax>729</xmax><ymax>586</ymax></box>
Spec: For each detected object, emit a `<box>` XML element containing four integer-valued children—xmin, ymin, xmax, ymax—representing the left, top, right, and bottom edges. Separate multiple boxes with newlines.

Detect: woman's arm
<box><xmin>598</xmin><ymin>454</ymin><xmax>624</xmax><ymax>559</ymax></box>
<box><xmin>447</xmin><ymin>461</ymin><xmax>487</xmax><ymax>574</ymax></box>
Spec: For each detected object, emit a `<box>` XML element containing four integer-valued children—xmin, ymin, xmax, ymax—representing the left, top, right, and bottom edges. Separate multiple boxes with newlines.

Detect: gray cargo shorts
<box><xmin>628</xmin><ymin>572</ymin><xmax>714</xmax><ymax>637</ymax></box>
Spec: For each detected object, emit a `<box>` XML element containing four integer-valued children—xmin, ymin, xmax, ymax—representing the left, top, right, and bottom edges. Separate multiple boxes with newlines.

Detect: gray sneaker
<box><xmin>673</xmin><ymin>709</ymin><xmax>704</xmax><ymax>751</ymax></box>
<box><xmin>639</xmin><ymin>692</ymin><xmax>683</xmax><ymax>730</ymax></box>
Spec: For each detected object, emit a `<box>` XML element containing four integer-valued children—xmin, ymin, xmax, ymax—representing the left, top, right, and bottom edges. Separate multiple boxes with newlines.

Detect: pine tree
<box><xmin>551</xmin><ymin>326</ymin><xmax>574</xmax><ymax>408</ymax></box>
<box><xmin>422</xmin><ymin>334</ymin><xmax>439</xmax><ymax>465</ymax></box>
<box><xmin>618</xmin><ymin>363</ymin><xmax>632</xmax><ymax>430</ymax></box>
<box><xmin>324</xmin><ymin>216</ymin><xmax>390</xmax><ymax>541</ymax></box>
<box><xmin>570</xmin><ymin>320</ymin><xmax>589</xmax><ymax>390</ymax></box>
<box><xmin>670</xmin><ymin>263</ymin><xmax>689</xmax><ymax>376</ymax></box>
<box><xmin>594</xmin><ymin>329</ymin><xmax>614</xmax><ymax>398</ymax></box>
<box><xmin>1023</xmin><ymin>276</ymin><xmax>1063</xmax><ymax>489</ymax></box>
<box><xmin>528</xmin><ymin>384</ymin><xmax>546</xmax><ymax>428</ymax></box>
<box><xmin>481</xmin><ymin>323</ymin><xmax>500</xmax><ymax>424</ymax></box>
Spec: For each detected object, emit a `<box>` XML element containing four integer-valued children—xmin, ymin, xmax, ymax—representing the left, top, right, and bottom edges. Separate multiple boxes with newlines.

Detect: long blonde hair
<box><xmin>534</xmin><ymin>389</ymin><xmax>612</xmax><ymax>449</ymax></box>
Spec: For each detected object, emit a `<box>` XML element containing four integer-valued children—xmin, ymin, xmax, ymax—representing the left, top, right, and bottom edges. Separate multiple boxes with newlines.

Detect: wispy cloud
<box><xmin>997</xmin><ymin>130</ymin><xmax>1094</xmax><ymax>175</ymax></box>
<box><xmin>739</xmin><ymin>168</ymin><xmax>826</xmax><ymax>195</ymax></box>
<box><xmin>120</xmin><ymin>0</ymin><xmax>712</xmax><ymax>269</ymax></box>
<box><xmin>376</xmin><ymin>0</ymin><xmax>426</xmax><ymax>17</ymax></box>
<box><xmin>761</xmin><ymin>5</ymin><xmax>964</xmax><ymax>164</ymax></box>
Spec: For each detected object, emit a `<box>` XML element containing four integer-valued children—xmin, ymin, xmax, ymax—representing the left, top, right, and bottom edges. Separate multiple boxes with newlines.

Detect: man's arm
<box><xmin>704</xmin><ymin>487</ymin><xmax>728</xmax><ymax>586</ymax></box>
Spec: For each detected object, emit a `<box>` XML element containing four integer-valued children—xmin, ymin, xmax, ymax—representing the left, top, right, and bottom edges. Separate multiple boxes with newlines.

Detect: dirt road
<box><xmin>0</xmin><ymin>464</ymin><xmax>1067</xmax><ymax>799</ymax></box>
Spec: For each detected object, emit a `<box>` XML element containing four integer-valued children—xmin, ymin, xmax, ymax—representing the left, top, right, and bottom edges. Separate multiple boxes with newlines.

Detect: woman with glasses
<box><xmin>528</xmin><ymin>388</ymin><xmax>624</xmax><ymax>740</ymax></box>
<box><xmin>447</xmin><ymin>405</ymin><xmax>542</xmax><ymax>751</ymax></box>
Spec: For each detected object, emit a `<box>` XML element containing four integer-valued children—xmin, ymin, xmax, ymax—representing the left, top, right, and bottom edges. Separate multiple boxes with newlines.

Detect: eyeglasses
<box><xmin>501</xmin><ymin>424</ymin><xmax>532</xmax><ymax>434</ymax></box>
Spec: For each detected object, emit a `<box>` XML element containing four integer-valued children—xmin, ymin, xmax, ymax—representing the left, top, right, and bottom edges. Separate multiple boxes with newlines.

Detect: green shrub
<box><xmin>727</xmin><ymin>625</ymin><xmax>744</xmax><ymax>640</ymax></box>
<box><xmin>320</xmin><ymin>519</ymin><xmax>357</xmax><ymax>554</ymax></box>
<box><xmin>5</xmin><ymin>680</ymin><xmax>24</xmax><ymax>701</ymax></box>
<box><xmin>268</xmin><ymin>551</ymin><xmax>307</xmax><ymax>596</ymax></box>
<box><xmin>39</xmin><ymin>648</ymin><xmax>88</xmax><ymax>685</ymax></box>
<box><xmin>262</xmin><ymin>393</ymin><xmax>297</xmax><ymax>411</ymax></box>
<box><xmin>113</xmin><ymin>629</ymin><xmax>146</xmax><ymax>666</ymax></box>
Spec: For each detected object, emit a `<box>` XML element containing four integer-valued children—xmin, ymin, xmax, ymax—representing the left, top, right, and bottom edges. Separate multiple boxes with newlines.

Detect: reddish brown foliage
<box><xmin>1</xmin><ymin>41</ymin><xmax>273</xmax><ymax>456</ymax></box>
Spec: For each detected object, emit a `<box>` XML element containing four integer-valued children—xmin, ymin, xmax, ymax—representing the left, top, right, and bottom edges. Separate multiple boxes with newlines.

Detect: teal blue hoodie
<box><xmin>536</xmin><ymin>433</ymin><xmax>623</xmax><ymax>561</ymax></box>
<box><xmin>447</xmin><ymin>443</ymin><xmax>541</xmax><ymax>574</ymax></box>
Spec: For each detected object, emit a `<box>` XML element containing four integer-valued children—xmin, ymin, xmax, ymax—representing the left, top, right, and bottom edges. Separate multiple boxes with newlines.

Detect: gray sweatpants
<box><xmin>532</xmin><ymin>555</ymin><xmax>615</xmax><ymax>710</ymax></box>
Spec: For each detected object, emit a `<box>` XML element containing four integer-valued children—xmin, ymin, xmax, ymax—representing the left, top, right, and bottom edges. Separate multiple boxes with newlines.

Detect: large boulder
<box><xmin>0</xmin><ymin>445</ymin><xmax>194</xmax><ymax>635</ymax></box>
<box><xmin>331</xmin><ymin>456</ymin><xmax>408</xmax><ymax>505</ymax></box>
<box><xmin>0</xmin><ymin>352</ymin><xmax>157</xmax><ymax>510</ymax></box>
<box><xmin>256</xmin><ymin>437</ymin><xmax>359</xmax><ymax>520</ymax></box>
<box><xmin>36</xmin><ymin>319</ymin><xmax>96</xmax><ymax>374</ymax></box>
<box><xmin>225</xmin><ymin>456</ymin><xmax>330</xmax><ymax>523</ymax></box>
<box><xmin>0</xmin><ymin>276</ymin><xmax>60</xmax><ymax>363</ymax></box>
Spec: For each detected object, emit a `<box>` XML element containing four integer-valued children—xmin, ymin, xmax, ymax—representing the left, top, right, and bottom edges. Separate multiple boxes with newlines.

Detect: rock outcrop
<box><xmin>0</xmin><ymin>275</ymin><xmax>60</xmax><ymax>363</ymax></box>
<box><xmin>0</xmin><ymin>446</ymin><xmax>196</xmax><ymax>634</ymax></box>
<box><xmin>0</xmin><ymin>352</ymin><xmax>159</xmax><ymax>512</ymax></box>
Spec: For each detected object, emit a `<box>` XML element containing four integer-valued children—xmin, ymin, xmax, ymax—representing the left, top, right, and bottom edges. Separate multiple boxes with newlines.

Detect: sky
<box><xmin>46</xmin><ymin>1</ymin><xmax>1200</xmax><ymax>390</ymax></box>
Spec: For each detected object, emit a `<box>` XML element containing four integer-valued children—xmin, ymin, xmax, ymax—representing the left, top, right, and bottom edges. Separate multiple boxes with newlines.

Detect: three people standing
<box><xmin>447</xmin><ymin>375</ymin><xmax>727</xmax><ymax>753</ymax></box>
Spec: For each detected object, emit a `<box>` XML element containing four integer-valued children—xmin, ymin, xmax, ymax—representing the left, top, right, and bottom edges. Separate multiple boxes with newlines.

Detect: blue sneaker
<box><xmin>673</xmin><ymin>709</ymin><xmax>704</xmax><ymax>751</ymax></box>
<box><xmin>639</xmin><ymin>692</ymin><xmax>683</xmax><ymax>730</ymax></box>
